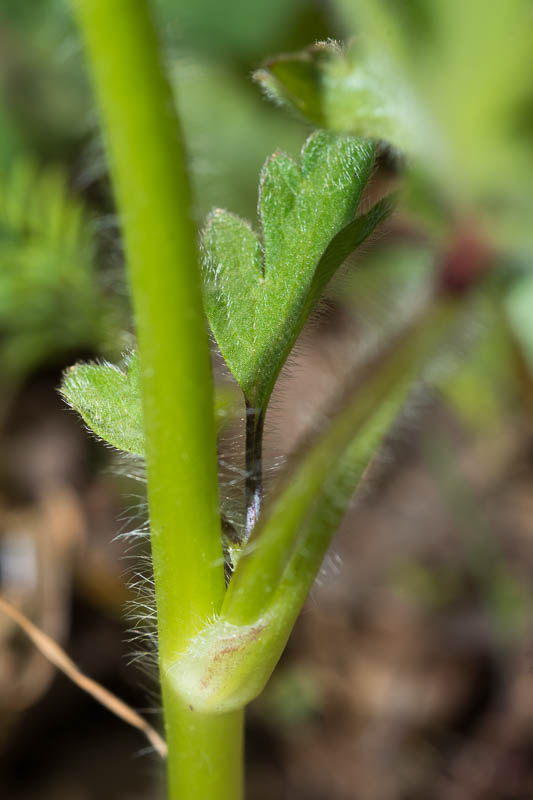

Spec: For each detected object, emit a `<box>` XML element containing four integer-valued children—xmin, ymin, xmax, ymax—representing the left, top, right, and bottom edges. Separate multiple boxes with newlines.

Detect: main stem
<box><xmin>73</xmin><ymin>1</ymin><xmax>243</xmax><ymax>797</ymax></box>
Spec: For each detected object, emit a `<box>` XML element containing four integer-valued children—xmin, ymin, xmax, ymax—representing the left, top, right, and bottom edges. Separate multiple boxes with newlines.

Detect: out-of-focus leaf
<box><xmin>0</xmin><ymin>159</ymin><xmax>119</xmax><ymax>379</ymax></box>
<box><xmin>202</xmin><ymin>131</ymin><xmax>385</xmax><ymax>409</ymax></box>
<box><xmin>255</xmin><ymin>40</ymin><xmax>416</xmax><ymax>154</ymax></box>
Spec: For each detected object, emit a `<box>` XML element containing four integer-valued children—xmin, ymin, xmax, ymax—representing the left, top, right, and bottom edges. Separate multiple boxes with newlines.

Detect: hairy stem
<box><xmin>72</xmin><ymin>1</ymin><xmax>243</xmax><ymax>796</ymax></box>
<box><xmin>244</xmin><ymin>402</ymin><xmax>265</xmax><ymax>537</ymax></box>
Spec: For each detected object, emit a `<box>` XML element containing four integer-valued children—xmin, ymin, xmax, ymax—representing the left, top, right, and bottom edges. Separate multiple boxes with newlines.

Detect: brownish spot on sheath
<box><xmin>199</xmin><ymin>623</ymin><xmax>266</xmax><ymax>690</ymax></box>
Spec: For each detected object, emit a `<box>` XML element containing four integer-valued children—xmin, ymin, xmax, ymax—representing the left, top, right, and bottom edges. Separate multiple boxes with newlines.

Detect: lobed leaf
<box><xmin>202</xmin><ymin>130</ymin><xmax>387</xmax><ymax>410</ymax></box>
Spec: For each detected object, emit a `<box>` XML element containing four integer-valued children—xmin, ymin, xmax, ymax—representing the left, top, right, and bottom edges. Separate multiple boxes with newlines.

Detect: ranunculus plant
<box><xmin>64</xmin><ymin>1</ymin><xmax>456</xmax><ymax>796</ymax></box>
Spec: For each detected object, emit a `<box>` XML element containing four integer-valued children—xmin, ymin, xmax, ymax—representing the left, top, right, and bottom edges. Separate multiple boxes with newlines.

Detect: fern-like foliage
<box><xmin>0</xmin><ymin>158</ymin><xmax>119</xmax><ymax>380</ymax></box>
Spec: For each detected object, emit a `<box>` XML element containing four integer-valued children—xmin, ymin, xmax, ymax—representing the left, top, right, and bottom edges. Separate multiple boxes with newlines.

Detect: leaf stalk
<box><xmin>244</xmin><ymin>401</ymin><xmax>265</xmax><ymax>537</ymax></box>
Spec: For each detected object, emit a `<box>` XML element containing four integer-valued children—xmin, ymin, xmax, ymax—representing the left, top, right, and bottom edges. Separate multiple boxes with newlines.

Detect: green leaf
<box><xmin>255</xmin><ymin>50</ymin><xmax>327</xmax><ymax>127</ymax></box>
<box><xmin>202</xmin><ymin>130</ymin><xmax>384</xmax><ymax>409</ymax></box>
<box><xmin>61</xmin><ymin>352</ymin><xmax>241</xmax><ymax>456</ymax></box>
<box><xmin>254</xmin><ymin>41</ymin><xmax>412</xmax><ymax>153</ymax></box>
<box><xmin>61</xmin><ymin>353</ymin><xmax>145</xmax><ymax>456</ymax></box>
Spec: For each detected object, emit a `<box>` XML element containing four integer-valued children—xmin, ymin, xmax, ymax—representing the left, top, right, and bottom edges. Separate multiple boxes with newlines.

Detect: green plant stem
<box><xmin>164</xmin><ymin>695</ymin><xmax>244</xmax><ymax>800</ymax></box>
<box><xmin>72</xmin><ymin>1</ymin><xmax>243</xmax><ymax>796</ymax></box>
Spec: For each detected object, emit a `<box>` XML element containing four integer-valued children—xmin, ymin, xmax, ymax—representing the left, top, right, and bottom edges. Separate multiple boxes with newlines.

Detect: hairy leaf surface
<box><xmin>62</xmin><ymin>354</ymin><xmax>144</xmax><ymax>455</ymax></box>
<box><xmin>202</xmin><ymin>130</ymin><xmax>384</xmax><ymax>409</ymax></box>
